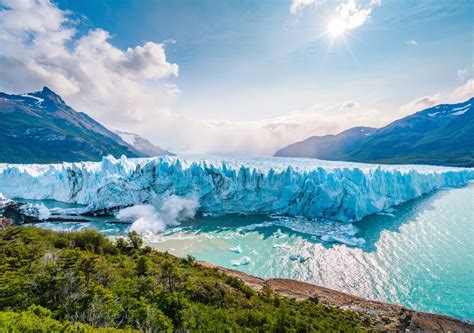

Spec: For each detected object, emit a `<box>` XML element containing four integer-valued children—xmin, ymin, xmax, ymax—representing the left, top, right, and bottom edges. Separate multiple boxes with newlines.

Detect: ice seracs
<box><xmin>0</xmin><ymin>155</ymin><xmax>473</xmax><ymax>224</ymax></box>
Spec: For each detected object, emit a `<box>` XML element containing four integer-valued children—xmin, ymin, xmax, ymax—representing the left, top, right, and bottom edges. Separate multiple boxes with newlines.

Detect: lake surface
<box><xmin>28</xmin><ymin>183</ymin><xmax>474</xmax><ymax>322</ymax></box>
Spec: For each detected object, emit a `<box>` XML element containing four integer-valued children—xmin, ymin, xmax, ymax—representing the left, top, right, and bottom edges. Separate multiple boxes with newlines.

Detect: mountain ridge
<box><xmin>0</xmin><ymin>87</ymin><xmax>143</xmax><ymax>163</ymax></box>
<box><xmin>275</xmin><ymin>97</ymin><xmax>474</xmax><ymax>167</ymax></box>
<box><xmin>274</xmin><ymin>126</ymin><xmax>377</xmax><ymax>160</ymax></box>
<box><xmin>115</xmin><ymin>130</ymin><xmax>174</xmax><ymax>157</ymax></box>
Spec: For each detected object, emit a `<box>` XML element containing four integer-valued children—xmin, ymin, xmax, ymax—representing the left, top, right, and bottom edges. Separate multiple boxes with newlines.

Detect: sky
<box><xmin>0</xmin><ymin>0</ymin><xmax>472</xmax><ymax>155</ymax></box>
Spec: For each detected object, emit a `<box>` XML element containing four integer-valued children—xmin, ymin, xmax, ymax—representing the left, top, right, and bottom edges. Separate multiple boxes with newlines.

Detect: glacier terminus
<box><xmin>0</xmin><ymin>155</ymin><xmax>473</xmax><ymax>224</ymax></box>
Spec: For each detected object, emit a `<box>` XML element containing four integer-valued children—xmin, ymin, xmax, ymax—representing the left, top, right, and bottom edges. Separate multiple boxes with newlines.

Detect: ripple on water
<box><xmin>25</xmin><ymin>183</ymin><xmax>474</xmax><ymax>322</ymax></box>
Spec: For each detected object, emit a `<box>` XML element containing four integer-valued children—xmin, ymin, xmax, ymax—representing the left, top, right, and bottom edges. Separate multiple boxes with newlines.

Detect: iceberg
<box><xmin>273</xmin><ymin>228</ymin><xmax>286</xmax><ymax>238</ymax></box>
<box><xmin>289</xmin><ymin>254</ymin><xmax>310</xmax><ymax>263</ymax></box>
<box><xmin>19</xmin><ymin>203</ymin><xmax>51</xmax><ymax>221</ymax></box>
<box><xmin>231</xmin><ymin>256</ymin><xmax>251</xmax><ymax>266</ymax></box>
<box><xmin>229</xmin><ymin>245</ymin><xmax>242</xmax><ymax>253</ymax></box>
<box><xmin>0</xmin><ymin>193</ymin><xmax>13</xmax><ymax>209</ymax></box>
<box><xmin>0</xmin><ymin>155</ymin><xmax>472</xmax><ymax>223</ymax></box>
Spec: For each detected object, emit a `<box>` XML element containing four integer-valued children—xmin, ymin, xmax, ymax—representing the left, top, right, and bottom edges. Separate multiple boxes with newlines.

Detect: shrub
<box><xmin>0</xmin><ymin>227</ymin><xmax>368</xmax><ymax>332</ymax></box>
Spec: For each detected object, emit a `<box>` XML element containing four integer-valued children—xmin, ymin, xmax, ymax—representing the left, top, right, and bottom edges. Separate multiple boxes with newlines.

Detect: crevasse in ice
<box><xmin>0</xmin><ymin>155</ymin><xmax>472</xmax><ymax>223</ymax></box>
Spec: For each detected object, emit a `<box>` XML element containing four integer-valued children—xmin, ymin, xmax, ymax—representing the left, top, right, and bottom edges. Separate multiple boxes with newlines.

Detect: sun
<box><xmin>328</xmin><ymin>17</ymin><xmax>347</xmax><ymax>38</ymax></box>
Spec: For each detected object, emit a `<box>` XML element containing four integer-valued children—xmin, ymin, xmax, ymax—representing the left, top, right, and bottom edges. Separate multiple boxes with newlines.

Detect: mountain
<box><xmin>115</xmin><ymin>130</ymin><xmax>173</xmax><ymax>156</ymax></box>
<box><xmin>274</xmin><ymin>127</ymin><xmax>377</xmax><ymax>159</ymax></box>
<box><xmin>275</xmin><ymin>97</ymin><xmax>474</xmax><ymax>167</ymax></box>
<box><xmin>342</xmin><ymin>98</ymin><xmax>474</xmax><ymax>166</ymax></box>
<box><xmin>0</xmin><ymin>87</ymin><xmax>142</xmax><ymax>163</ymax></box>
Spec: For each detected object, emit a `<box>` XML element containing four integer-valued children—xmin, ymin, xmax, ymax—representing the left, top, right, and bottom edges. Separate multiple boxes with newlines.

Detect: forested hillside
<box><xmin>0</xmin><ymin>227</ymin><xmax>367</xmax><ymax>332</ymax></box>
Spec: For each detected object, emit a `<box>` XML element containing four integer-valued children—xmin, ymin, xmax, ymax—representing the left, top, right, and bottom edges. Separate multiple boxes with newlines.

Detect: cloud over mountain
<box><xmin>0</xmin><ymin>0</ymin><xmax>179</xmax><ymax>128</ymax></box>
<box><xmin>0</xmin><ymin>0</ymin><xmax>472</xmax><ymax>156</ymax></box>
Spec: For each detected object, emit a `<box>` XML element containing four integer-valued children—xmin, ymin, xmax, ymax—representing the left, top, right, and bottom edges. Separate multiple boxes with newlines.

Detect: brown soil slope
<box><xmin>200</xmin><ymin>262</ymin><xmax>473</xmax><ymax>332</ymax></box>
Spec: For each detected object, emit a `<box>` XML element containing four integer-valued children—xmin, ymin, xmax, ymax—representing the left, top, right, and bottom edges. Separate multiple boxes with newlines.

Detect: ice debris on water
<box><xmin>231</xmin><ymin>256</ymin><xmax>251</xmax><ymax>266</ymax></box>
<box><xmin>241</xmin><ymin>218</ymin><xmax>367</xmax><ymax>247</ymax></box>
<box><xmin>229</xmin><ymin>245</ymin><xmax>242</xmax><ymax>253</ymax></box>
<box><xmin>0</xmin><ymin>193</ymin><xmax>12</xmax><ymax>208</ymax></box>
<box><xmin>320</xmin><ymin>234</ymin><xmax>365</xmax><ymax>247</ymax></box>
<box><xmin>289</xmin><ymin>254</ymin><xmax>310</xmax><ymax>263</ymax></box>
<box><xmin>273</xmin><ymin>228</ymin><xmax>286</xmax><ymax>238</ymax></box>
<box><xmin>19</xmin><ymin>203</ymin><xmax>51</xmax><ymax>220</ymax></box>
<box><xmin>273</xmin><ymin>243</ymin><xmax>292</xmax><ymax>250</ymax></box>
<box><xmin>376</xmin><ymin>207</ymin><xmax>398</xmax><ymax>217</ymax></box>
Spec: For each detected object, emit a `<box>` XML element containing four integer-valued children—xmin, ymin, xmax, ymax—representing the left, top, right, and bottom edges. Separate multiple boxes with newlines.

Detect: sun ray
<box><xmin>341</xmin><ymin>37</ymin><xmax>360</xmax><ymax>66</ymax></box>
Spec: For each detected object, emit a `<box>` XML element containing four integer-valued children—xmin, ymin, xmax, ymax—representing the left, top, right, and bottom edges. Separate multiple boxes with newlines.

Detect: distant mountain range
<box><xmin>275</xmin><ymin>127</ymin><xmax>377</xmax><ymax>160</ymax></box>
<box><xmin>0</xmin><ymin>87</ymin><xmax>171</xmax><ymax>163</ymax></box>
<box><xmin>2</xmin><ymin>87</ymin><xmax>472</xmax><ymax>166</ymax></box>
<box><xmin>275</xmin><ymin>98</ymin><xmax>474</xmax><ymax>167</ymax></box>
<box><xmin>115</xmin><ymin>130</ymin><xmax>174</xmax><ymax>157</ymax></box>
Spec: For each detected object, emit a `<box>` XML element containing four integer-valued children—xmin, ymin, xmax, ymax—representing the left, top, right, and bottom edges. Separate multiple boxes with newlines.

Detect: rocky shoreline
<box><xmin>200</xmin><ymin>262</ymin><xmax>474</xmax><ymax>332</ymax></box>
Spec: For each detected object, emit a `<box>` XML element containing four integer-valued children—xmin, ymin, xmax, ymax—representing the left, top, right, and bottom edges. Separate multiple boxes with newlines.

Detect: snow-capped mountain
<box><xmin>275</xmin><ymin>97</ymin><xmax>474</xmax><ymax>167</ymax></box>
<box><xmin>0</xmin><ymin>87</ymin><xmax>142</xmax><ymax>163</ymax></box>
<box><xmin>115</xmin><ymin>130</ymin><xmax>173</xmax><ymax>156</ymax></box>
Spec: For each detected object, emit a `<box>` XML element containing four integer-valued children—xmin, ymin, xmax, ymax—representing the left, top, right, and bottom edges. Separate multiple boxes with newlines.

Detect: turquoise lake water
<box><xmin>29</xmin><ymin>183</ymin><xmax>474</xmax><ymax>322</ymax></box>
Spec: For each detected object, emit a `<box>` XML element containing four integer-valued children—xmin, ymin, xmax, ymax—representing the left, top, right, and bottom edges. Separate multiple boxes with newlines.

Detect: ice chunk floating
<box><xmin>0</xmin><ymin>155</ymin><xmax>472</xmax><ymax>223</ymax></box>
<box><xmin>231</xmin><ymin>256</ymin><xmax>251</xmax><ymax>266</ymax></box>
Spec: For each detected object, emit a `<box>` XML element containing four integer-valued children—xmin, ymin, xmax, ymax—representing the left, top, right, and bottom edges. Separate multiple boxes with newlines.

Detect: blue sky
<box><xmin>1</xmin><ymin>0</ymin><xmax>473</xmax><ymax>153</ymax></box>
<box><xmin>55</xmin><ymin>0</ymin><xmax>472</xmax><ymax>119</ymax></box>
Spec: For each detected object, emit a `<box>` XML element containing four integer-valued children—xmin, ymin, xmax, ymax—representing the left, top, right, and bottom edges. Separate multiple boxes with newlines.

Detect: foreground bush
<box><xmin>0</xmin><ymin>227</ymin><xmax>368</xmax><ymax>332</ymax></box>
<box><xmin>0</xmin><ymin>305</ymin><xmax>134</xmax><ymax>332</ymax></box>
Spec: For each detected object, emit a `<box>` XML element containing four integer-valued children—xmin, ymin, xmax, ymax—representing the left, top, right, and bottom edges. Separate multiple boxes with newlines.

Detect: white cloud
<box><xmin>400</xmin><ymin>79</ymin><xmax>474</xmax><ymax>115</ymax></box>
<box><xmin>400</xmin><ymin>95</ymin><xmax>439</xmax><ymax>114</ymax></box>
<box><xmin>406</xmin><ymin>40</ymin><xmax>418</xmax><ymax>46</ymax></box>
<box><xmin>0</xmin><ymin>0</ymin><xmax>388</xmax><ymax>156</ymax></box>
<box><xmin>335</xmin><ymin>0</ymin><xmax>380</xmax><ymax>31</ymax></box>
<box><xmin>448</xmin><ymin>79</ymin><xmax>474</xmax><ymax>103</ymax></box>
<box><xmin>457</xmin><ymin>66</ymin><xmax>472</xmax><ymax>80</ymax></box>
<box><xmin>339</xmin><ymin>101</ymin><xmax>360</xmax><ymax>109</ymax></box>
<box><xmin>166</xmin><ymin>105</ymin><xmax>390</xmax><ymax>155</ymax></box>
<box><xmin>290</xmin><ymin>0</ymin><xmax>317</xmax><ymax>14</ymax></box>
<box><xmin>289</xmin><ymin>0</ymin><xmax>382</xmax><ymax>28</ymax></box>
<box><xmin>0</xmin><ymin>0</ymin><xmax>179</xmax><ymax>126</ymax></box>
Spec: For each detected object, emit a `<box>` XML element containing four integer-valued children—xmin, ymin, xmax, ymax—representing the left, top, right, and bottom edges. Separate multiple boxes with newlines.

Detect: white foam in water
<box><xmin>117</xmin><ymin>195</ymin><xmax>199</xmax><ymax>234</ymax></box>
<box><xmin>238</xmin><ymin>217</ymin><xmax>367</xmax><ymax>246</ymax></box>
<box><xmin>376</xmin><ymin>207</ymin><xmax>398</xmax><ymax>217</ymax></box>
<box><xmin>49</xmin><ymin>207</ymin><xmax>88</xmax><ymax>215</ymax></box>
<box><xmin>34</xmin><ymin>222</ymin><xmax>87</xmax><ymax>232</ymax></box>
<box><xmin>0</xmin><ymin>155</ymin><xmax>472</xmax><ymax>223</ymax></box>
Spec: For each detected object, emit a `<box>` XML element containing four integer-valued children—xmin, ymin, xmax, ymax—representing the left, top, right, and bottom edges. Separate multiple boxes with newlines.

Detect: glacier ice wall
<box><xmin>0</xmin><ymin>155</ymin><xmax>472</xmax><ymax>223</ymax></box>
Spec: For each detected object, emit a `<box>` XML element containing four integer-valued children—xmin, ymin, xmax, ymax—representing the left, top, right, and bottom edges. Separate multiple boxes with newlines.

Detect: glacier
<box><xmin>0</xmin><ymin>155</ymin><xmax>473</xmax><ymax>223</ymax></box>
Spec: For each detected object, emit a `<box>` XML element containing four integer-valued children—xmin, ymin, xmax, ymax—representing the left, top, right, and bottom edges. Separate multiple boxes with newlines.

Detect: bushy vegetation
<box><xmin>0</xmin><ymin>305</ymin><xmax>134</xmax><ymax>332</ymax></box>
<box><xmin>0</xmin><ymin>227</ymin><xmax>368</xmax><ymax>332</ymax></box>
